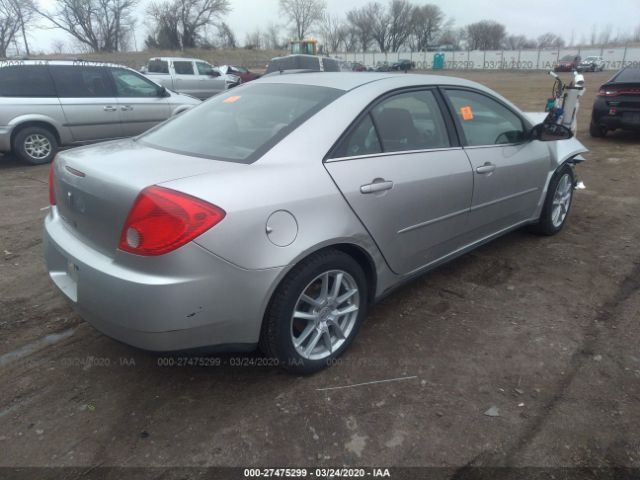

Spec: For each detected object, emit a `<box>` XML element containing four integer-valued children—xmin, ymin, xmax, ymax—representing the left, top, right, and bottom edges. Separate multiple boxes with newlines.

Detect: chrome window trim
<box><xmin>326</xmin><ymin>146</ymin><xmax>464</xmax><ymax>163</ymax></box>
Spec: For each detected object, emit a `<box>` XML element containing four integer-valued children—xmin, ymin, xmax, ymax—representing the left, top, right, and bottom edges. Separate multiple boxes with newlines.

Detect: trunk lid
<box><xmin>52</xmin><ymin>138</ymin><xmax>242</xmax><ymax>257</ymax></box>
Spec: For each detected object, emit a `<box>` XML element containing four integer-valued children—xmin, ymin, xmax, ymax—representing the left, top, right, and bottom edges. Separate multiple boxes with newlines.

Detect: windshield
<box><xmin>140</xmin><ymin>83</ymin><xmax>343</xmax><ymax>163</ymax></box>
<box><xmin>584</xmin><ymin>57</ymin><xmax>598</xmax><ymax>61</ymax></box>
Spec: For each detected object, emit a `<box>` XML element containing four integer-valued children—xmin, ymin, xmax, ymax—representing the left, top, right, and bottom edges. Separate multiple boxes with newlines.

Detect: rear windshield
<box><xmin>614</xmin><ymin>68</ymin><xmax>640</xmax><ymax>83</ymax></box>
<box><xmin>266</xmin><ymin>56</ymin><xmax>319</xmax><ymax>73</ymax></box>
<box><xmin>140</xmin><ymin>83</ymin><xmax>343</xmax><ymax>163</ymax></box>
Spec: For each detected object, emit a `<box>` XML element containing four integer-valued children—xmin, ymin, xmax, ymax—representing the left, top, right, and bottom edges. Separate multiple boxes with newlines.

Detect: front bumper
<box><xmin>44</xmin><ymin>209</ymin><xmax>283</xmax><ymax>352</ymax></box>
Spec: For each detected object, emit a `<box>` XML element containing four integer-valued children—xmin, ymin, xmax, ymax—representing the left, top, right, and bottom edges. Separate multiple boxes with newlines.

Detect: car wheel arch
<box><xmin>11</xmin><ymin>121</ymin><xmax>61</xmax><ymax>148</ymax></box>
<box><xmin>260</xmin><ymin>242</ymin><xmax>379</xmax><ymax>321</ymax></box>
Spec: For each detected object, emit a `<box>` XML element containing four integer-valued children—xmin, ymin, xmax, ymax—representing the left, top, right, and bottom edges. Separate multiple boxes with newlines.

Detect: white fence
<box><xmin>336</xmin><ymin>46</ymin><xmax>640</xmax><ymax>71</ymax></box>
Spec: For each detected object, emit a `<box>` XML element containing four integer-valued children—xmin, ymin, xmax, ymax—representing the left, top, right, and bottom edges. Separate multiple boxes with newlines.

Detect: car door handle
<box><xmin>475</xmin><ymin>163</ymin><xmax>496</xmax><ymax>174</ymax></box>
<box><xmin>120</xmin><ymin>105</ymin><xmax>133</xmax><ymax>111</ymax></box>
<box><xmin>360</xmin><ymin>180</ymin><xmax>394</xmax><ymax>194</ymax></box>
<box><xmin>103</xmin><ymin>106</ymin><xmax>117</xmax><ymax>112</ymax></box>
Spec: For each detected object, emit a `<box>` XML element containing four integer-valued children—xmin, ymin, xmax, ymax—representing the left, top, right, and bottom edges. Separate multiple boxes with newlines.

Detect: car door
<box><xmin>49</xmin><ymin>65</ymin><xmax>122</xmax><ymax>142</ymax></box>
<box><xmin>108</xmin><ymin>68</ymin><xmax>170</xmax><ymax>137</ymax></box>
<box><xmin>172</xmin><ymin>60</ymin><xmax>200</xmax><ymax>97</ymax></box>
<box><xmin>443</xmin><ymin>88</ymin><xmax>550</xmax><ymax>239</ymax></box>
<box><xmin>324</xmin><ymin>89</ymin><xmax>474</xmax><ymax>275</ymax></box>
<box><xmin>195</xmin><ymin>61</ymin><xmax>226</xmax><ymax>98</ymax></box>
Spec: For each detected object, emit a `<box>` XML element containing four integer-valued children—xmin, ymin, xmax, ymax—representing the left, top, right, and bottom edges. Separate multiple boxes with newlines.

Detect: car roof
<box><xmin>149</xmin><ymin>57</ymin><xmax>209</xmax><ymax>63</ymax></box>
<box><xmin>0</xmin><ymin>59</ymin><xmax>129</xmax><ymax>69</ymax></box>
<box><xmin>256</xmin><ymin>72</ymin><xmax>487</xmax><ymax>92</ymax></box>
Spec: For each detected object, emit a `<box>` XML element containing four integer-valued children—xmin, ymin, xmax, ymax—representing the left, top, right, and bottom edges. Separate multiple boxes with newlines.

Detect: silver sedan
<box><xmin>44</xmin><ymin>73</ymin><xmax>588</xmax><ymax>373</ymax></box>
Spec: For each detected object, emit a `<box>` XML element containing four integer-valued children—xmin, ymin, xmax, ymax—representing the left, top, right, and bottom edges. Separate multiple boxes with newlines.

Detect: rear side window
<box><xmin>371</xmin><ymin>90</ymin><xmax>451</xmax><ymax>152</ymax></box>
<box><xmin>140</xmin><ymin>83</ymin><xmax>343</xmax><ymax>163</ymax></box>
<box><xmin>147</xmin><ymin>60</ymin><xmax>169</xmax><ymax>73</ymax></box>
<box><xmin>174</xmin><ymin>61</ymin><xmax>194</xmax><ymax>75</ymax></box>
<box><xmin>0</xmin><ymin>65</ymin><xmax>56</xmax><ymax>97</ymax></box>
<box><xmin>50</xmin><ymin>66</ymin><xmax>114</xmax><ymax>97</ymax></box>
<box><xmin>333</xmin><ymin>114</ymin><xmax>382</xmax><ymax>158</ymax></box>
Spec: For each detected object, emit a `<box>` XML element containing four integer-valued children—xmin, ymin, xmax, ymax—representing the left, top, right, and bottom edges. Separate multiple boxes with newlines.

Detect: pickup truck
<box><xmin>142</xmin><ymin>57</ymin><xmax>241</xmax><ymax>100</ymax></box>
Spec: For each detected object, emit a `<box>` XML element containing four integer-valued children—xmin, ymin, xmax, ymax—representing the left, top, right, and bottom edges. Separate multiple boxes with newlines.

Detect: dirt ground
<box><xmin>1</xmin><ymin>71</ymin><xmax>639</xmax><ymax>477</ymax></box>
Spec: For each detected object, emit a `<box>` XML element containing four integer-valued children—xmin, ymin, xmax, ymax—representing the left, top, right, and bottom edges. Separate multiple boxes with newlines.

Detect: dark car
<box><xmin>590</xmin><ymin>67</ymin><xmax>640</xmax><ymax>137</ymax></box>
<box><xmin>265</xmin><ymin>55</ymin><xmax>347</xmax><ymax>75</ymax></box>
<box><xmin>351</xmin><ymin>62</ymin><xmax>367</xmax><ymax>72</ymax></box>
<box><xmin>390</xmin><ymin>59</ymin><xmax>416</xmax><ymax>71</ymax></box>
<box><xmin>374</xmin><ymin>61</ymin><xmax>391</xmax><ymax>72</ymax></box>
<box><xmin>554</xmin><ymin>54</ymin><xmax>581</xmax><ymax>72</ymax></box>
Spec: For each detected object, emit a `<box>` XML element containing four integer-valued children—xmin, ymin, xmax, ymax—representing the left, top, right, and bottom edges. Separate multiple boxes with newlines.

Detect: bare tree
<box><xmin>279</xmin><ymin>0</ymin><xmax>325</xmax><ymax>41</ymax></box>
<box><xmin>410</xmin><ymin>3</ymin><xmax>443</xmax><ymax>51</ymax></box>
<box><xmin>346</xmin><ymin>3</ymin><xmax>376</xmax><ymax>51</ymax></box>
<box><xmin>0</xmin><ymin>0</ymin><xmax>21</xmax><ymax>57</ymax></box>
<box><xmin>244</xmin><ymin>28</ymin><xmax>261</xmax><ymax>49</ymax></box>
<box><xmin>318</xmin><ymin>13</ymin><xmax>345</xmax><ymax>54</ymax></box>
<box><xmin>37</xmin><ymin>0</ymin><xmax>139</xmax><ymax>52</ymax></box>
<box><xmin>216</xmin><ymin>20</ymin><xmax>235</xmax><ymax>48</ymax></box>
<box><xmin>6</xmin><ymin>0</ymin><xmax>34</xmax><ymax>56</ymax></box>
<box><xmin>387</xmin><ymin>0</ymin><xmax>413</xmax><ymax>52</ymax></box>
<box><xmin>51</xmin><ymin>38</ymin><xmax>66</xmax><ymax>54</ymax></box>
<box><xmin>466</xmin><ymin>20</ymin><xmax>506</xmax><ymax>50</ymax></box>
<box><xmin>598</xmin><ymin>24</ymin><xmax>612</xmax><ymax>45</ymax></box>
<box><xmin>537</xmin><ymin>32</ymin><xmax>564</xmax><ymax>48</ymax></box>
<box><xmin>369</xmin><ymin>2</ymin><xmax>391</xmax><ymax>52</ymax></box>
<box><xmin>263</xmin><ymin>23</ymin><xmax>282</xmax><ymax>50</ymax></box>
<box><xmin>146</xmin><ymin>0</ymin><xmax>230</xmax><ymax>50</ymax></box>
<box><xmin>438</xmin><ymin>25</ymin><xmax>465</xmax><ymax>50</ymax></box>
<box><xmin>504</xmin><ymin>34</ymin><xmax>536</xmax><ymax>50</ymax></box>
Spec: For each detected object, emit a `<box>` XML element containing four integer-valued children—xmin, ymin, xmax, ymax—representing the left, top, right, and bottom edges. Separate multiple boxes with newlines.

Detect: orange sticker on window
<box><xmin>223</xmin><ymin>96</ymin><xmax>241</xmax><ymax>104</ymax></box>
<box><xmin>460</xmin><ymin>106</ymin><xmax>474</xmax><ymax>120</ymax></box>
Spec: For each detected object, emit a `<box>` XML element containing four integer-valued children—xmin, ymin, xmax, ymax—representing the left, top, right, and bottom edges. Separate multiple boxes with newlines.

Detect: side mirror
<box><xmin>209</xmin><ymin>70</ymin><xmax>221</xmax><ymax>77</ymax></box>
<box><xmin>530</xmin><ymin>123</ymin><xmax>573</xmax><ymax>141</ymax></box>
<box><xmin>157</xmin><ymin>85</ymin><xmax>170</xmax><ymax>97</ymax></box>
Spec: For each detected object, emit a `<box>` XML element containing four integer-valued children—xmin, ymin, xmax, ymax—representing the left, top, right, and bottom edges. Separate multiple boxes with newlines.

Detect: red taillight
<box><xmin>48</xmin><ymin>160</ymin><xmax>56</xmax><ymax>205</ymax></box>
<box><xmin>598</xmin><ymin>88</ymin><xmax>619</xmax><ymax>97</ymax></box>
<box><xmin>118</xmin><ymin>186</ymin><xmax>225</xmax><ymax>256</ymax></box>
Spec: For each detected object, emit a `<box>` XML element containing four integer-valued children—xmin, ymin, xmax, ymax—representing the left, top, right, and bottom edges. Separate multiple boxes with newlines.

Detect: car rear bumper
<box><xmin>44</xmin><ymin>209</ymin><xmax>283</xmax><ymax>352</ymax></box>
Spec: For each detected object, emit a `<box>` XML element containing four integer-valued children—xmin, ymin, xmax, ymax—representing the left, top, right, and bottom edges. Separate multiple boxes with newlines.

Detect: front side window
<box><xmin>445</xmin><ymin>89</ymin><xmax>525</xmax><ymax>146</ymax></box>
<box><xmin>50</xmin><ymin>66</ymin><xmax>114</xmax><ymax>98</ymax></box>
<box><xmin>0</xmin><ymin>65</ymin><xmax>56</xmax><ymax>97</ymax></box>
<box><xmin>196</xmin><ymin>62</ymin><xmax>214</xmax><ymax>75</ymax></box>
<box><xmin>140</xmin><ymin>83</ymin><xmax>342</xmax><ymax>163</ymax></box>
<box><xmin>370</xmin><ymin>90</ymin><xmax>450</xmax><ymax>153</ymax></box>
<box><xmin>110</xmin><ymin>69</ymin><xmax>159</xmax><ymax>97</ymax></box>
<box><xmin>174</xmin><ymin>61</ymin><xmax>194</xmax><ymax>75</ymax></box>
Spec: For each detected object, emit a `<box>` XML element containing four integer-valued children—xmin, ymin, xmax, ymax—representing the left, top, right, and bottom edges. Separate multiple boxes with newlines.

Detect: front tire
<box><xmin>13</xmin><ymin>126</ymin><xmax>58</xmax><ymax>165</ymax></box>
<box><xmin>530</xmin><ymin>164</ymin><xmax>574</xmax><ymax>236</ymax></box>
<box><xmin>260</xmin><ymin>249</ymin><xmax>368</xmax><ymax>374</ymax></box>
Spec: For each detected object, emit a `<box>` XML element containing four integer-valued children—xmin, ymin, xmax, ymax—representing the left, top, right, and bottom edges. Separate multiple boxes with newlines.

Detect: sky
<box><xmin>24</xmin><ymin>0</ymin><xmax>640</xmax><ymax>54</ymax></box>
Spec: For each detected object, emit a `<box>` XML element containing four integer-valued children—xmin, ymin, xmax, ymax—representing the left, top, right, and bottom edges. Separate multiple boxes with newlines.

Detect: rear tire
<box><xmin>260</xmin><ymin>249</ymin><xmax>368</xmax><ymax>374</ymax></box>
<box><xmin>13</xmin><ymin>126</ymin><xmax>58</xmax><ymax>165</ymax></box>
<box><xmin>589</xmin><ymin>121</ymin><xmax>606</xmax><ymax>138</ymax></box>
<box><xmin>530</xmin><ymin>164</ymin><xmax>574</xmax><ymax>236</ymax></box>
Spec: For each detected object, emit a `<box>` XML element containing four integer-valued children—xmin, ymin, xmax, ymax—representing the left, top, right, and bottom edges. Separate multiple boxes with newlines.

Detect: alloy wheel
<box><xmin>290</xmin><ymin>270</ymin><xmax>360</xmax><ymax>361</ymax></box>
<box><xmin>551</xmin><ymin>174</ymin><xmax>572</xmax><ymax>228</ymax></box>
<box><xmin>24</xmin><ymin>134</ymin><xmax>52</xmax><ymax>160</ymax></box>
